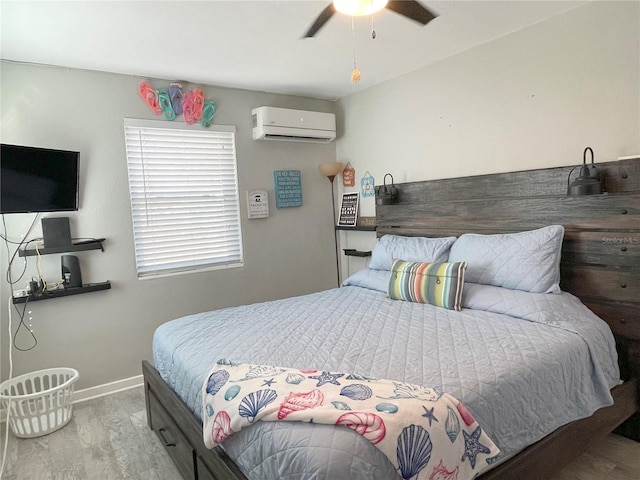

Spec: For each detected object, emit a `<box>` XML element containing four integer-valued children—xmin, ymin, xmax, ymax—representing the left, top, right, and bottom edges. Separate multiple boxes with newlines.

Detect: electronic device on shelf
<box><xmin>13</xmin><ymin>237</ymin><xmax>110</xmax><ymax>303</ymax></box>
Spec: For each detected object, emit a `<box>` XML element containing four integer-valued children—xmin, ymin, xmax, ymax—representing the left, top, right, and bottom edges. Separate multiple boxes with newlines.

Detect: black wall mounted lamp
<box><xmin>376</xmin><ymin>173</ymin><xmax>399</xmax><ymax>205</ymax></box>
<box><xmin>567</xmin><ymin>147</ymin><xmax>603</xmax><ymax>195</ymax></box>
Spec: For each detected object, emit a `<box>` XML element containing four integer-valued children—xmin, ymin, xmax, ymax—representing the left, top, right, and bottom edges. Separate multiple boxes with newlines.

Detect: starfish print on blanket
<box><xmin>421</xmin><ymin>405</ymin><xmax>438</xmax><ymax>426</ymax></box>
<box><xmin>461</xmin><ymin>426</ymin><xmax>491</xmax><ymax>468</ymax></box>
<box><xmin>308</xmin><ymin>371</ymin><xmax>344</xmax><ymax>387</ymax></box>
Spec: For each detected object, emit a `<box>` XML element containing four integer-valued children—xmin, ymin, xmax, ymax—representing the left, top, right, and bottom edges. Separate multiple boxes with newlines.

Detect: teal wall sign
<box><xmin>274</xmin><ymin>170</ymin><xmax>303</xmax><ymax>208</ymax></box>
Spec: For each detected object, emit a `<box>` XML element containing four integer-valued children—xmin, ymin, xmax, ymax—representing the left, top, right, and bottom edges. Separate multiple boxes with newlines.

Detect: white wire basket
<box><xmin>0</xmin><ymin>367</ymin><xmax>79</xmax><ymax>438</ymax></box>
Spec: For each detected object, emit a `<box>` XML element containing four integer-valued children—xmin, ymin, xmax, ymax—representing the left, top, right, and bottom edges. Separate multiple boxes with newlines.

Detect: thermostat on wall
<box><xmin>247</xmin><ymin>190</ymin><xmax>269</xmax><ymax>219</ymax></box>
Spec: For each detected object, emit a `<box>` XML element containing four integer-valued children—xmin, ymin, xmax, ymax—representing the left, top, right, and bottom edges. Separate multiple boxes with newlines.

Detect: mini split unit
<box><xmin>252</xmin><ymin>106</ymin><xmax>336</xmax><ymax>144</ymax></box>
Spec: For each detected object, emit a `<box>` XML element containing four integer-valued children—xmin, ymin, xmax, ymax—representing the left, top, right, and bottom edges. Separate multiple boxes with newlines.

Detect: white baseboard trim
<box><xmin>1</xmin><ymin>375</ymin><xmax>144</xmax><ymax>422</ymax></box>
<box><xmin>72</xmin><ymin>374</ymin><xmax>144</xmax><ymax>404</ymax></box>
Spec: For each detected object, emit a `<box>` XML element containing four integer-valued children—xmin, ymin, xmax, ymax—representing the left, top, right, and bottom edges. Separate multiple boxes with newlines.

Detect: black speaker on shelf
<box><xmin>61</xmin><ymin>255</ymin><xmax>82</xmax><ymax>288</ymax></box>
<box><xmin>42</xmin><ymin>217</ymin><xmax>72</xmax><ymax>248</ymax></box>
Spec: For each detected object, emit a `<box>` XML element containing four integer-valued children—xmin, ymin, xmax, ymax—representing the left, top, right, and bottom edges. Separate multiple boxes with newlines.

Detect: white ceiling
<box><xmin>1</xmin><ymin>1</ymin><xmax>589</xmax><ymax>101</ymax></box>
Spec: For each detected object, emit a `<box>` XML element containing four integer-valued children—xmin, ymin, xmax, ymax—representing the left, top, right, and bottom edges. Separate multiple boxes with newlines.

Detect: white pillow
<box><xmin>369</xmin><ymin>234</ymin><xmax>457</xmax><ymax>271</ymax></box>
<box><xmin>448</xmin><ymin>225</ymin><xmax>564</xmax><ymax>294</ymax></box>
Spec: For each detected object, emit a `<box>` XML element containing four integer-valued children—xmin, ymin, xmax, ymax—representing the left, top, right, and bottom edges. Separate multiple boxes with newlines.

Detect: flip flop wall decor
<box><xmin>138</xmin><ymin>81</ymin><xmax>217</xmax><ymax>127</ymax></box>
<box><xmin>182</xmin><ymin>91</ymin><xmax>196</xmax><ymax>125</ymax></box>
<box><xmin>192</xmin><ymin>89</ymin><xmax>205</xmax><ymax>122</ymax></box>
<box><xmin>157</xmin><ymin>90</ymin><xmax>176</xmax><ymax>121</ymax></box>
<box><xmin>138</xmin><ymin>81</ymin><xmax>162</xmax><ymax>115</ymax></box>
<box><xmin>202</xmin><ymin>100</ymin><xmax>217</xmax><ymax>128</ymax></box>
<box><xmin>169</xmin><ymin>83</ymin><xmax>183</xmax><ymax>115</ymax></box>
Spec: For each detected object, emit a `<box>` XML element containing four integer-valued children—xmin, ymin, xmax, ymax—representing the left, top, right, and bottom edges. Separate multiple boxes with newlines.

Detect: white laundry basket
<box><xmin>0</xmin><ymin>367</ymin><xmax>79</xmax><ymax>438</ymax></box>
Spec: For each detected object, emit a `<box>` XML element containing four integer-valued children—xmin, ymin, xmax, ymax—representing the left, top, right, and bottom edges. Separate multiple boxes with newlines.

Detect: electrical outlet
<box><xmin>13</xmin><ymin>289</ymin><xmax>28</xmax><ymax>298</ymax></box>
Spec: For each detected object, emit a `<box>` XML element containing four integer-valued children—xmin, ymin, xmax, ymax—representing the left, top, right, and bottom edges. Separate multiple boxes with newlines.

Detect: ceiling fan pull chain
<box><xmin>371</xmin><ymin>15</ymin><xmax>376</xmax><ymax>39</ymax></box>
<box><xmin>351</xmin><ymin>16</ymin><xmax>361</xmax><ymax>83</ymax></box>
<box><xmin>352</xmin><ymin>16</ymin><xmax>357</xmax><ymax>68</ymax></box>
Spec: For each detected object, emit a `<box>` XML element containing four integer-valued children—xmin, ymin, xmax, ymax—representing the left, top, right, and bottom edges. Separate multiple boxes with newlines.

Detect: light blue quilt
<box><xmin>153</xmin><ymin>268</ymin><xmax>619</xmax><ymax>480</ymax></box>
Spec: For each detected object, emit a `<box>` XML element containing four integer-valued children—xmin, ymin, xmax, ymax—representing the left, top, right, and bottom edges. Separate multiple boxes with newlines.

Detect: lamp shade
<box><xmin>333</xmin><ymin>0</ymin><xmax>388</xmax><ymax>16</ymax></box>
<box><xmin>567</xmin><ymin>171</ymin><xmax>602</xmax><ymax>195</ymax></box>
<box><xmin>318</xmin><ymin>162</ymin><xmax>345</xmax><ymax>178</ymax></box>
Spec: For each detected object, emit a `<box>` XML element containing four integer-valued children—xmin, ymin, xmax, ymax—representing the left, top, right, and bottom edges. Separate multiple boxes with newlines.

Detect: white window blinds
<box><xmin>124</xmin><ymin>119</ymin><xmax>243</xmax><ymax>278</ymax></box>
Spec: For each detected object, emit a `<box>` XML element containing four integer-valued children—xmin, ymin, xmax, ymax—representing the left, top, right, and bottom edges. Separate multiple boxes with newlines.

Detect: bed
<box><xmin>142</xmin><ymin>158</ymin><xmax>640</xmax><ymax>480</ymax></box>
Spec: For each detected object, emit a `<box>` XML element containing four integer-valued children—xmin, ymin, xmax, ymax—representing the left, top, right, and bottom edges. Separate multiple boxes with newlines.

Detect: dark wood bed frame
<box><xmin>143</xmin><ymin>158</ymin><xmax>640</xmax><ymax>480</ymax></box>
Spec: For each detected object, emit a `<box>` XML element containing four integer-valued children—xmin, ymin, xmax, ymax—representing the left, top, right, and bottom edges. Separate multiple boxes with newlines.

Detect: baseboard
<box><xmin>72</xmin><ymin>374</ymin><xmax>144</xmax><ymax>404</ymax></box>
<box><xmin>0</xmin><ymin>374</ymin><xmax>144</xmax><ymax>422</ymax></box>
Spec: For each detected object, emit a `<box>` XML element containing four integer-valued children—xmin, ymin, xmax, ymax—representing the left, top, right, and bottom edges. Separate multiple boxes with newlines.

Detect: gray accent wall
<box><xmin>335</xmin><ymin>1</ymin><xmax>640</xmax><ymax>272</ymax></box>
<box><xmin>0</xmin><ymin>64</ymin><xmax>338</xmax><ymax>389</ymax></box>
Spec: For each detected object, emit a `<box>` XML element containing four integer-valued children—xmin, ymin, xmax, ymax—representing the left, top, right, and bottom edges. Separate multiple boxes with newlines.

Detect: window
<box><xmin>124</xmin><ymin>118</ymin><xmax>243</xmax><ymax>278</ymax></box>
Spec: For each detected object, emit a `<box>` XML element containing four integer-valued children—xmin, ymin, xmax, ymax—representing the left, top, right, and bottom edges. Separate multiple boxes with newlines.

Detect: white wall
<box><xmin>0</xmin><ymin>63</ymin><xmax>338</xmax><ymax>389</ymax></box>
<box><xmin>335</xmin><ymin>1</ymin><xmax>640</xmax><ymax>268</ymax></box>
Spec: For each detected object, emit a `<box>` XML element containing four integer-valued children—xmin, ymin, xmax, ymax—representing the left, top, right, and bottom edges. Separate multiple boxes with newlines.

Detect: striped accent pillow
<box><xmin>388</xmin><ymin>259</ymin><xmax>468</xmax><ymax>311</ymax></box>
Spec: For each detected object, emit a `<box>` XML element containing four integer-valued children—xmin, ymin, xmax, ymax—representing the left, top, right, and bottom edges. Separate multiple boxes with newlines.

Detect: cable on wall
<box><xmin>0</xmin><ymin>213</ymin><xmax>41</xmax><ymax>477</ymax></box>
<box><xmin>0</xmin><ymin>297</ymin><xmax>15</xmax><ymax>479</ymax></box>
<box><xmin>1</xmin><ymin>215</ymin><xmax>39</xmax><ymax>351</ymax></box>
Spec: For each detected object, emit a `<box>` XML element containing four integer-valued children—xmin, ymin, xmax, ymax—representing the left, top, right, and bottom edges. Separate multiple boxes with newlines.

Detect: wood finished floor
<box><xmin>1</xmin><ymin>386</ymin><xmax>638</xmax><ymax>479</ymax></box>
<box><xmin>0</xmin><ymin>386</ymin><xmax>180</xmax><ymax>480</ymax></box>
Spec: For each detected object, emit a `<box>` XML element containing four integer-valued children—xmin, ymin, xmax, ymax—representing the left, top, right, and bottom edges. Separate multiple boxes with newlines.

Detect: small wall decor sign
<box><xmin>274</xmin><ymin>170</ymin><xmax>303</xmax><ymax>208</ymax></box>
<box><xmin>361</xmin><ymin>171</ymin><xmax>375</xmax><ymax>198</ymax></box>
<box><xmin>338</xmin><ymin>192</ymin><xmax>359</xmax><ymax>227</ymax></box>
<box><xmin>343</xmin><ymin>162</ymin><xmax>355</xmax><ymax>187</ymax></box>
<box><xmin>247</xmin><ymin>190</ymin><xmax>269</xmax><ymax>219</ymax></box>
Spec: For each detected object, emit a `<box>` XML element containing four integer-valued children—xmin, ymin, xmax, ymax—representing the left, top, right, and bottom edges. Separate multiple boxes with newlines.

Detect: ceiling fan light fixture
<box><xmin>333</xmin><ymin>0</ymin><xmax>388</xmax><ymax>16</ymax></box>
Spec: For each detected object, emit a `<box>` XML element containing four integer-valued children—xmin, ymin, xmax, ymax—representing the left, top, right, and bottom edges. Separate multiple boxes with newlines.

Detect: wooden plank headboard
<box><xmin>375</xmin><ymin>158</ymin><xmax>640</xmax><ymax>380</ymax></box>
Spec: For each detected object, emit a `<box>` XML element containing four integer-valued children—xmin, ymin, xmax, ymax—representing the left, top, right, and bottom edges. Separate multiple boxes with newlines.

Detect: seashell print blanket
<box><xmin>202</xmin><ymin>360</ymin><xmax>500</xmax><ymax>480</ymax></box>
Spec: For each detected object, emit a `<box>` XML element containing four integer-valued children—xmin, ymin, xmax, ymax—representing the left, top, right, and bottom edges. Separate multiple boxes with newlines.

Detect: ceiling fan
<box><xmin>304</xmin><ymin>0</ymin><xmax>438</xmax><ymax>38</ymax></box>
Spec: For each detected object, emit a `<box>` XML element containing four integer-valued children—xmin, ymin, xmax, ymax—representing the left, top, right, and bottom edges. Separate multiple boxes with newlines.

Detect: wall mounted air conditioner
<box><xmin>252</xmin><ymin>106</ymin><xmax>336</xmax><ymax>143</ymax></box>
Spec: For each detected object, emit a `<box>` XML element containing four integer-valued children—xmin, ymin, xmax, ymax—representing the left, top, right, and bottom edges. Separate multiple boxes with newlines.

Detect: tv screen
<box><xmin>1</xmin><ymin>144</ymin><xmax>79</xmax><ymax>214</ymax></box>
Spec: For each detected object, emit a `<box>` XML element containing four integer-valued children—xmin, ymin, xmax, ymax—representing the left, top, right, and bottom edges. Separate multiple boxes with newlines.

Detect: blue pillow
<box><xmin>369</xmin><ymin>235</ymin><xmax>457</xmax><ymax>271</ymax></box>
<box><xmin>448</xmin><ymin>225</ymin><xmax>564</xmax><ymax>294</ymax></box>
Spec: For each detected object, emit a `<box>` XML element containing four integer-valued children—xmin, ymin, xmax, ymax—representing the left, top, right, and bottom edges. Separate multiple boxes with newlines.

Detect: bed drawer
<box><xmin>149</xmin><ymin>390</ymin><xmax>195</xmax><ymax>479</ymax></box>
<box><xmin>196</xmin><ymin>455</ymin><xmax>218</xmax><ymax>480</ymax></box>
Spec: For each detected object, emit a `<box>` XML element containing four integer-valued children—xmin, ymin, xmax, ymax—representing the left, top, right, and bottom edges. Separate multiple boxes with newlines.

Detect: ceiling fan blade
<box><xmin>303</xmin><ymin>4</ymin><xmax>336</xmax><ymax>38</ymax></box>
<box><xmin>385</xmin><ymin>0</ymin><xmax>437</xmax><ymax>25</ymax></box>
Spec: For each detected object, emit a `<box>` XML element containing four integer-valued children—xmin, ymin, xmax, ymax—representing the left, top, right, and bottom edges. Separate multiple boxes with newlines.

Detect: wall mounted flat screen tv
<box><xmin>1</xmin><ymin>144</ymin><xmax>79</xmax><ymax>214</ymax></box>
